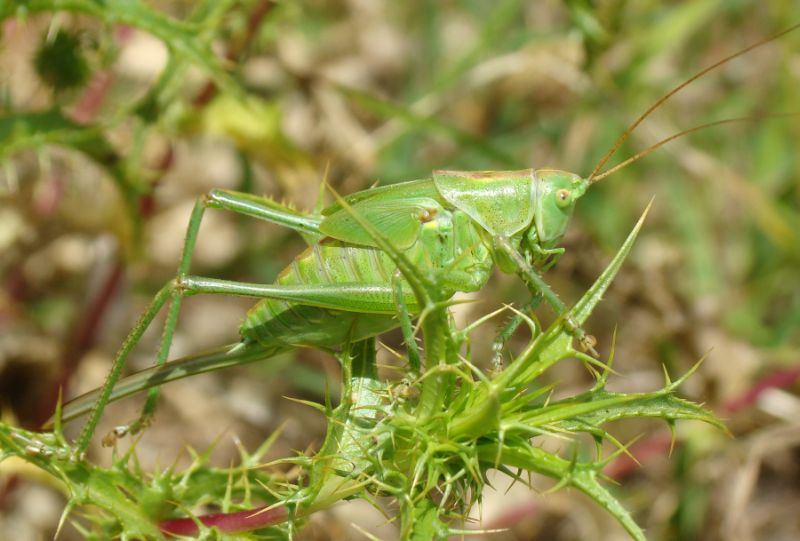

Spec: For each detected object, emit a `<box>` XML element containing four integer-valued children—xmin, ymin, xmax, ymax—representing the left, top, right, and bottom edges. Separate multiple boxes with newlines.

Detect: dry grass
<box><xmin>1</xmin><ymin>2</ymin><xmax>799</xmax><ymax>539</ymax></box>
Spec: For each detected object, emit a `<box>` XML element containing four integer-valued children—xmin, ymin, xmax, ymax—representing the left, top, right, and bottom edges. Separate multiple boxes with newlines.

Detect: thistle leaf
<box><xmin>571</xmin><ymin>201</ymin><xmax>652</xmax><ymax>326</ymax></box>
<box><xmin>477</xmin><ymin>442</ymin><xmax>646</xmax><ymax>541</ymax></box>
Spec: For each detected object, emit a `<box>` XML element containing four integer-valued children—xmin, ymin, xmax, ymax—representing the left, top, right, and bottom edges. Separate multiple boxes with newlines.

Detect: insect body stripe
<box><xmin>343</xmin><ymin>246</ymin><xmax>365</xmax><ymax>282</ymax></box>
<box><xmin>311</xmin><ymin>243</ymin><xmax>333</xmax><ymax>284</ymax></box>
<box><xmin>289</xmin><ymin>260</ymin><xmax>303</xmax><ymax>283</ymax></box>
<box><xmin>240</xmin><ymin>203</ymin><xmax>497</xmax><ymax>348</ymax></box>
<box><xmin>241</xmin><ymin>241</ymin><xmax>403</xmax><ymax>347</ymax></box>
<box><xmin>367</xmin><ymin>247</ymin><xmax>391</xmax><ymax>282</ymax></box>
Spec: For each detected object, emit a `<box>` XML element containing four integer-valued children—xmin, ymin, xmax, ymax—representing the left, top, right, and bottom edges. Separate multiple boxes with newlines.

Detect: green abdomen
<box><xmin>239</xmin><ymin>208</ymin><xmax>493</xmax><ymax>350</ymax></box>
<box><xmin>239</xmin><ymin>241</ymin><xmax>400</xmax><ymax>348</ymax></box>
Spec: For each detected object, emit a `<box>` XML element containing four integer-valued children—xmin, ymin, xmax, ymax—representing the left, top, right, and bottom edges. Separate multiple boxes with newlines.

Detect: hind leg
<box><xmin>73</xmin><ymin>191</ymin><xmax>321</xmax><ymax>456</ymax></box>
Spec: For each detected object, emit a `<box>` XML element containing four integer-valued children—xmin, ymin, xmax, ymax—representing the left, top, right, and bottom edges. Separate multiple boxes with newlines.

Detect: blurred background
<box><xmin>1</xmin><ymin>1</ymin><xmax>799</xmax><ymax>539</ymax></box>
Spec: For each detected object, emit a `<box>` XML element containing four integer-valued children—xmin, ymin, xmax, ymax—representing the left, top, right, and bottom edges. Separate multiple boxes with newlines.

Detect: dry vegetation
<box><xmin>1</xmin><ymin>1</ymin><xmax>799</xmax><ymax>540</ymax></box>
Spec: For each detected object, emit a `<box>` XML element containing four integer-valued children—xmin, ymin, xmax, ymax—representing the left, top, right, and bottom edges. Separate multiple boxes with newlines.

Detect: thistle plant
<box><xmin>0</xmin><ymin>206</ymin><xmax>722</xmax><ymax>540</ymax></box>
<box><xmin>4</xmin><ymin>3</ymin><xmax>773</xmax><ymax>539</ymax></box>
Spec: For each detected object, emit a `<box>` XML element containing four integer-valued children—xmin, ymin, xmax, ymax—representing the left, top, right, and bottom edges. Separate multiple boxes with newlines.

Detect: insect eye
<box><xmin>555</xmin><ymin>188</ymin><xmax>572</xmax><ymax>208</ymax></box>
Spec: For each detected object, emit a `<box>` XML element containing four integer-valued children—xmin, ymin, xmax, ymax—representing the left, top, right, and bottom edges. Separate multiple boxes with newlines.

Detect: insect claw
<box><xmin>100</xmin><ymin>416</ymin><xmax>153</xmax><ymax>447</ymax></box>
<box><xmin>101</xmin><ymin>425</ymin><xmax>128</xmax><ymax>447</ymax></box>
<box><xmin>101</xmin><ymin>434</ymin><xmax>116</xmax><ymax>447</ymax></box>
<box><xmin>563</xmin><ymin>316</ymin><xmax>599</xmax><ymax>357</ymax></box>
<box><xmin>580</xmin><ymin>334</ymin><xmax>599</xmax><ymax>358</ymax></box>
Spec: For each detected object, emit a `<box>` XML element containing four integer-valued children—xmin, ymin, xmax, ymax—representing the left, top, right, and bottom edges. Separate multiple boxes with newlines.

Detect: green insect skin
<box><xmin>63</xmin><ymin>168</ymin><xmax>590</xmax><ymax>453</ymax></box>
<box><xmin>242</xmin><ymin>206</ymin><xmax>490</xmax><ymax>348</ymax></box>
<box><xmin>241</xmin><ymin>168</ymin><xmax>587</xmax><ymax>349</ymax></box>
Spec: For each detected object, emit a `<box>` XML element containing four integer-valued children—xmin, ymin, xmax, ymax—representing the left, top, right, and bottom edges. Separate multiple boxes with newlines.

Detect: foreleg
<box><xmin>493</xmin><ymin>237</ymin><xmax>598</xmax><ymax>356</ymax></box>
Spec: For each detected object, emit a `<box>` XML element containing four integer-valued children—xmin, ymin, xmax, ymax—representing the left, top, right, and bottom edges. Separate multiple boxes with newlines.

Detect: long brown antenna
<box><xmin>589</xmin><ymin>113</ymin><xmax>799</xmax><ymax>182</ymax></box>
<box><xmin>586</xmin><ymin>22</ymin><xmax>800</xmax><ymax>183</ymax></box>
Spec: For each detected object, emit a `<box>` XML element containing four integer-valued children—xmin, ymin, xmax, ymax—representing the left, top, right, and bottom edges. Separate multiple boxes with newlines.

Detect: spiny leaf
<box><xmin>571</xmin><ymin>201</ymin><xmax>652</xmax><ymax>326</ymax></box>
<box><xmin>448</xmin><ymin>382</ymin><xmax>501</xmax><ymax>439</ymax></box>
<box><xmin>477</xmin><ymin>442</ymin><xmax>646</xmax><ymax>541</ymax></box>
<box><xmin>518</xmin><ymin>393</ymin><xmax>645</xmax><ymax>427</ymax></box>
<box><xmin>497</xmin><ymin>203</ymin><xmax>651</xmax><ymax>391</ymax></box>
<box><xmin>406</xmin><ymin>498</ymin><xmax>448</xmax><ymax>541</ymax></box>
<box><xmin>555</xmin><ymin>391</ymin><xmax>724</xmax><ymax>432</ymax></box>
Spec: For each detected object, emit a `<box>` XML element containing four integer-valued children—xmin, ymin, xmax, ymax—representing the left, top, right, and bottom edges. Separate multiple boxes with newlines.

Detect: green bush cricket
<box><xmin>67</xmin><ymin>167</ymin><xmax>591</xmax><ymax>453</ymax></box>
<box><xmin>58</xmin><ymin>22</ymin><xmax>800</xmax><ymax>460</ymax></box>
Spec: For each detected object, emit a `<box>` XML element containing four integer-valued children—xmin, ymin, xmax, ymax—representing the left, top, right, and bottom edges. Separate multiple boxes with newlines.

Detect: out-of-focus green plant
<box><xmin>1</xmin><ymin>0</ymin><xmax>307</xmax><ymax>255</ymax></box>
<box><xmin>33</xmin><ymin>29</ymin><xmax>90</xmax><ymax>92</ymax></box>
<box><xmin>1</xmin><ymin>2</ymin><xmax>797</xmax><ymax>540</ymax></box>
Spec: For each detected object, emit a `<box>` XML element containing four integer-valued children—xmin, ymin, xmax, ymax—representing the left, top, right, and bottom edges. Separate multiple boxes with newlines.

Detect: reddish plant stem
<box><xmin>723</xmin><ymin>365</ymin><xmax>800</xmax><ymax>414</ymax></box>
<box><xmin>70</xmin><ymin>70</ymin><xmax>114</xmax><ymax>124</ymax></box>
<box><xmin>192</xmin><ymin>0</ymin><xmax>275</xmax><ymax>107</ymax></box>
<box><xmin>159</xmin><ymin>505</ymin><xmax>288</xmax><ymax>536</ymax></box>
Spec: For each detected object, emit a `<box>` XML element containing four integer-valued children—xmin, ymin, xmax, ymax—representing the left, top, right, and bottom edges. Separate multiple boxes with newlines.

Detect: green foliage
<box><xmin>1</xmin><ymin>2</ymin><xmax>794</xmax><ymax>539</ymax></box>
<box><xmin>0</xmin><ymin>0</ymin><xmax>263</xmax><ymax>254</ymax></box>
<box><xmin>4</xmin><ymin>0</ymin><xmax>237</xmax><ymax>93</ymax></box>
<box><xmin>0</xmin><ymin>418</ymin><xmax>287</xmax><ymax>539</ymax></box>
<box><xmin>0</xmin><ymin>209</ymin><xmax>722</xmax><ymax>540</ymax></box>
<box><xmin>0</xmin><ymin>109</ymin><xmax>142</xmax><ymax>243</ymax></box>
<box><xmin>34</xmin><ymin>29</ymin><xmax>90</xmax><ymax>91</ymax></box>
